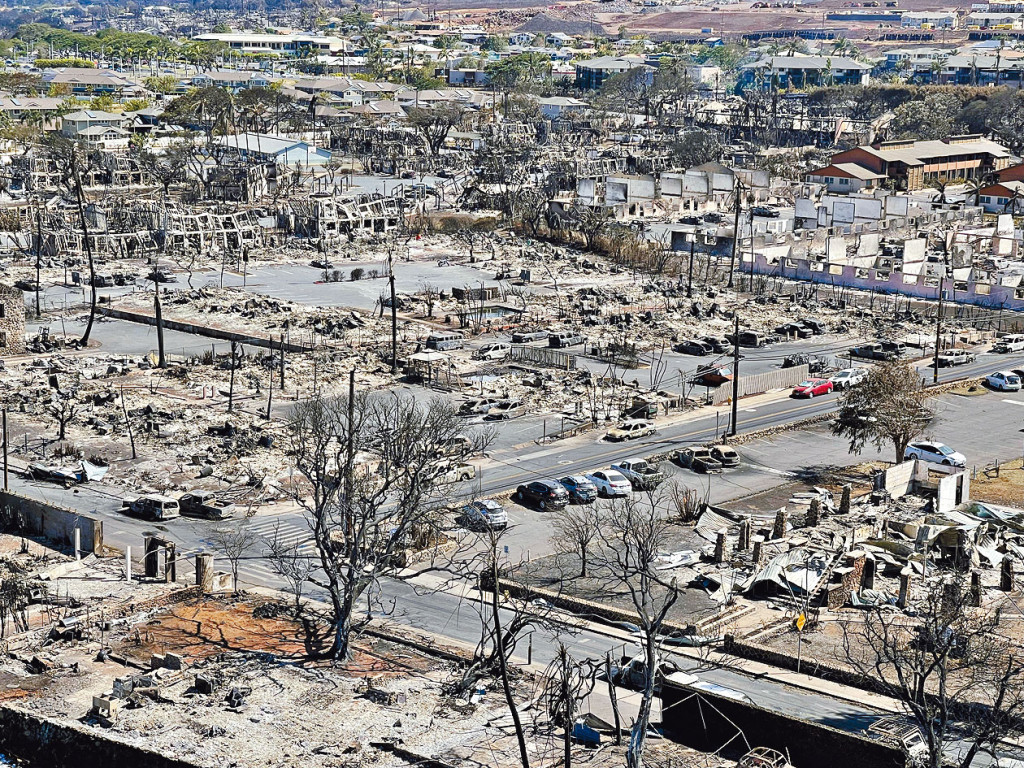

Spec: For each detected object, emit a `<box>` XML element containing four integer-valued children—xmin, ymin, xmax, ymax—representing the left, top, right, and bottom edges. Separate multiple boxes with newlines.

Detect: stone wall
<box><xmin>0</xmin><ymin>490</ymin><xmax>102</xmax><ymax>554</ymax></box>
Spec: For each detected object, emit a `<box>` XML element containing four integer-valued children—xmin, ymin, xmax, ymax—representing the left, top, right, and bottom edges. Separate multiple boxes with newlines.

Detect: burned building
<box><xmin>0</xmin><ymin>283</ymin><xmax>26</xmax><ymax>355</ymax></box>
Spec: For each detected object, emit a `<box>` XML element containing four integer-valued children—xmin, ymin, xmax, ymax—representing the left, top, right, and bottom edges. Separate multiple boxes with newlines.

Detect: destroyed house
<box><xmin>0</xmin><ymin>283</ymin><xmax>25</xmax><ymax>355</ymax></box>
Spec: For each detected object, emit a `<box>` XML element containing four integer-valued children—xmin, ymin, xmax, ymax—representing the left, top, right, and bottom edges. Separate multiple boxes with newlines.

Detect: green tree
<box><xmin>481</xmin><ymin>35</ymin><xmax>508</xmax><ymax>53</ymax></box>
<box><xmin>831</xmin><ymin>359</ymin><xmax>934</xmax><ymax>463</ymax></box>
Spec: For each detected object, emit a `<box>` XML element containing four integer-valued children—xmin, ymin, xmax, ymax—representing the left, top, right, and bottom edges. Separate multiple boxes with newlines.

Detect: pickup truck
<box><xmin>850</xmin><ymin>342</ymin><xmax>904</xmax><ymax>361</ymax></box>
<box><xmin>611</xmin><ymin>458</ymin><xmax>665</xmax><ymax>490</ymax></box>
<box><xmin>936</xmin><ymin>349</ymin><xmax>976</xmax><ymax>367</ymax></box>
<box><xmin>179</xmin><ymin>490</ymin><xmax>236</xmax><ymax>520</ymax></box>
<box><xmin>431</xmin><ymin>462</ymin><xmax>476</xmax><ymax>484</ymax></box>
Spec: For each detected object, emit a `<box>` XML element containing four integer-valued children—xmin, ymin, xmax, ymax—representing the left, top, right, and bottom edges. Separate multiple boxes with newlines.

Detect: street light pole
<box><xmin>730</xmin><ymin>315</ymin><xmax>740</xmax><ymax>437</ymax></box>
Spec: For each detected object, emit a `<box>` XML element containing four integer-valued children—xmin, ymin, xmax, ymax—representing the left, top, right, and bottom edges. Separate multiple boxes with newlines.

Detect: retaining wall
<box><xmin>661</xmin><ymin>676</ymin><xmax>905</xmax><ymax>768</ymax></box>
<box><xmin>0</xmin><ymin>705</ymin><xmax>200</xmax><ymax>768</ymax></box>
<box><xmin>0</xmin><ymin>490</ymin><xmax>102</xmax><ymax>554</ymax></box>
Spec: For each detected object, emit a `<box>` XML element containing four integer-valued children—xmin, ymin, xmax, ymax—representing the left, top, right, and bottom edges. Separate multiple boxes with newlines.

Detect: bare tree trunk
<box><xmin>490</xmin><ymin>554</ymin><xmax>530</xmax><ymax>768</ymax></box>
<box><xmin>72</xmin><ymin>155</ymin><xmax>98</xmax><ymax>346</ymax></box>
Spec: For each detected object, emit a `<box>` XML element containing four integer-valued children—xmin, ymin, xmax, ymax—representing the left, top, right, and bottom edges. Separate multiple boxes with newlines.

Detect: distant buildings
<box><xmin>739</xmin><ymin>55</ymin><xmax>871</xmax><ymax>88</ymax></box>
<box><xmin>194</xmin><ymin>32</ymin><xmax>348</xmax><ymax>55</ymax></box>
<box><xmin>900</xmin><ymin>11</ymin><xmax>959</xmax><ymax>28</ymax></box>
<box><xmin>574</xmin><ymin>55</ymin><xmax>647</xmax><ymax>90</ymax></box>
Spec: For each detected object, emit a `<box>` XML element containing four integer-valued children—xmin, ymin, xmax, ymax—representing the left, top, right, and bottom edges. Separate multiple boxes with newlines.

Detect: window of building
<box><xmin>839</xmin><ymin>177</ymin><xmax>850</xmax><ymax>185</ymax></box>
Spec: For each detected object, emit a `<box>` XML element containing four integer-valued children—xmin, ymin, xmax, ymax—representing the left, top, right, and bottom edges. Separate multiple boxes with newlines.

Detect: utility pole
<box><xmin>34</xmin><ymin>202</ymin><xmax>41</xmax><ymax>319</ymax></box>
<box><xmin>2</xmin><ymin>408</ymin><xmax>8</xmax><ymax>491</ymax></box>
<box><xmin>728</xmin><ymin>179</ymin><xmax>742</xmax><ymax>289</ymax></box>
<box><xmin>933</xmin><ymin>270</ymin><xmax>944</xmax><ymax>384</ymax></box>
<box><xmin>730</xmin><ymin>315</ymin><xmax>740</xmax><ymax>437</ymax></box>
<box><xmin>266</xmin><ymin>340</ymin><xmax>274</xmax><ymax>420</ymax></box>
<box><xmin>228</xmin><ymin>340</ymin><xmax>237</xmax><ymax>414</ymax></box>
<box><xmin>687</xmin><ymin>235</ymin><xmax>695</xmax><ymax>299</ymax></box>
<box><xmin>279</xmin><ymin>332</ymin><xmax>286</xmax><ymax>390</ymax></box>
<box><xmin>389</xmin><ymin>254</ymin><xmax>398</xmax><ymax>374</ymax></box>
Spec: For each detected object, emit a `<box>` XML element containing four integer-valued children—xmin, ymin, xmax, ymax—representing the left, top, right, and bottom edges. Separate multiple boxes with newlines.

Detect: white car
<box><xmin>475</xmin><ymin>342</ymin><xmax>511</xmax><ymax>361</ymax></box>
<box><xmin>830</xmin><ymin>368</ymin><xmax>868</xmax><ymax>390</ymax></box>
<box><xmin>586</xmin><ymin>469</ymin><xmax>632</xmax><ymax>497</ymax></box>
<box><xmin>987</xmin><ymin>371</ymin><xmax>1022</xmax><ymax>392</ymax></box>
<box><xmin>904</xmin><ymin>441</ymin><xmax>966</xmax><ymax>468</ymax></box>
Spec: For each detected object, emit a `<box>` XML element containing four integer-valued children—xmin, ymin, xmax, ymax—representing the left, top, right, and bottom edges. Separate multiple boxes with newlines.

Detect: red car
<box><xmin>791</xmin><ymin>378</ymin><xmax>833</xmax><ymax>398</ymax></box>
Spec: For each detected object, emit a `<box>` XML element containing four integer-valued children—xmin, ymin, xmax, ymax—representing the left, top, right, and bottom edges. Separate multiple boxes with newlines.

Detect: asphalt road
<box><xmin>8</xmin><ymin>335</ymin><xmax>1024</xmax><ymax>755</ymax></box>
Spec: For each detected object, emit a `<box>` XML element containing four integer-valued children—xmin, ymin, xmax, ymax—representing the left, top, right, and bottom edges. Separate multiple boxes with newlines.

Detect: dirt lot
<box><xmin>965</xmin><ymin>457</ymin><xmax>1024</xmax><ymax>507</ymax></box>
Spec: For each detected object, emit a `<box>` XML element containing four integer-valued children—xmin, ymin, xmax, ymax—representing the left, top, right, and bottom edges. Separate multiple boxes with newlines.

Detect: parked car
<box><xmin>460</xmin><ymin>397</ymin><xmax>503</xmax><ymax>415</ymax></box>
<box><xmin>587</xmin><ymin>469</ymin><xmax>633</xmax><ymax>497</ymax></box>
<box><xmin>484</xmin><ymin>399</ymin><xmax>527</xmax><ymax>420</ymax></box>
<box><xmin>128</xmin><ymin>494</ymin><xmax>180</xmax><ymax>521</ymax></box>
<box><xmin>791</xmin><ymin>378</ymin><xmax>834</xmax><ymax>398</ymax></box>
<box><xmin>830</xmin><ymin>368</ymin><xmax>868</xmax><ymax>390</ymax></box>
<box><xmin>511</xmin><ymin>329</ymin><xmax>549</xmax><ymax>343</ymax></box>
<box><xmin>851</xmin><ymin>342</ymin><xmax>905</xmax><ymax>361</ymax></box>
<box><xmin>549</xmin><ymin>331</ymin><xmax>585</xmax><ymax>348</ymax></box>
<box><xmin>993</xmin><ymin>334</ymin><xmax>1024</xmax><ymax>353</ymax></box>
<box><xmin>730</xmin><ymin>330</ymin><xmax>774</xmax><ymax>348</ymax></box>
<box><xmin>475</xmin><ymin>342</ymin><xmax>511</xmax><ymax>360</ymax></box>
<box><xmin>674</xmin><ymin>447</ymin><xmax>723</xmax><ymax>473</ymax></box>
<box><xmin>458</xmin><ymin>499</ymin><xmax>508</xmax><ymax>530</ymax></box>
<box><xmin>800</xmin><ymin>318</ymin><xmax>827</xmax><ymax>334</ymax></box>
<box><xmin>937</xmin><ymin>349</ymin><xmax>976</xmax><ymax>367</ymax></box>
<box><xmin>710</xmin><ymin>445</ymin><xmax>740</xmax><ymax>467</ymax></box>
<box><xmin>514</xmin><ymin>479</ymin><xmax>569</xmax><ymax>510</ymax></box>
<box><xmin>702</xmin><ymin>336</ymin><xmax>733</xmax><ymax>354</ymax></box>
<box><xmin>775</xmin><ymin>321</ymin><xmax>813</xmax><ymax>339</ymax></box>
<box><xmin>903</xmin><ymin>441</ymin><xmax>966</xmax><ymax>468</ymax></box>
<box><xmin>179</xmin><ymin>490</ymin><xmax>235</xmax><ymax>519</ymax></box>
<box><xmin>432</xmin><ymin>461</ymin><xmax>477</xmax><ymax>484</ymax></box>
<box><xmin>750</xmin><ymin>206</ymin><xmax>780</xmax><ymax>218</ymax></box>
<box><xmin>987</xmin><ymin>371</ymin><xmax>1023</xmax><ymax>391</ymax></box>
<box><xmin>674</xmin><ymin>339</ymin><xmax>712</xmax><ymax>356</ymax></box>
<box><xmin>692</xmin><ymin>365</ymin><xmax>733</xmax><ymax>386</ymax></box>
<box><xmin>605</xmin><ymin>420</ymin><xmax>656</xmax><ymax>441</ymax></box>
<box><xmin>864</xmin><ymin>717</ymin><xmax>930</xmax><ymax>766</ymax></box>
<box><xmin>609</xmin><ymin>653</ymin><xmax>682</xmax><ymax>693</ymax></box>
<box><xmin>611</xmin><ymin>458</ymin><xmax>665</xmax><ymax>490</ymax></box>
<box><xmin>702</xmin><ymin>212</ymin><xmax>724</xmax><ymax>224</ymax></box>
<box><xmin>880</xmin><ymin>341</ymin><xmax>907</xmax><ymax>358</ymax></box>
<box><xmin>558</xmin><ymin>475</ymin><xmax>598</xmax><ymax>503</ymax></box>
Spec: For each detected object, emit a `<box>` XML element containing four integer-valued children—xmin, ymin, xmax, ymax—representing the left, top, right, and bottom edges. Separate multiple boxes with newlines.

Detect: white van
<box><xmin>426</xmin><ymin>331</ymin><xmax>464</xmax><ymax>351</ymax></box>
<box><xmin>129</xmin><ymin>494</ymin><xmax>181</xmax><ymax>521</ymax></box>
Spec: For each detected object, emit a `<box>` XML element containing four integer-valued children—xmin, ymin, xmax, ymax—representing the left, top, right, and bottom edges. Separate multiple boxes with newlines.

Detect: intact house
<box><xmin>805</xmin><ymin>135</ymin><xmax>1011</xmax><ymax>191</ymax></box>
<box><xmin>213</xmin><ymin>133</ymin><xmax>332</xmax><ymax>166</ymax></box>
<box><xmin>537</xmin><ymin>96</ymin><xmax>589</xmax><ymax>119</ymax></box>
<box><xmin>977</xmin><ymin>181</ymin><xmax>1024</xmax><ymax>212</ymax></box>
<box><xmin>60</xmin><ymin>110</ymin><xmax>127</xmax><ymax>140</ymax></box>
<box><xmin>739</xmin><ymin>55</ymin><xmax>871</xmax><ymax>89</ymax></box>
<box><xmin>804</xmin><ymin>162</ymin><xmax>887</xmax><ymax>193</ymax></box>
